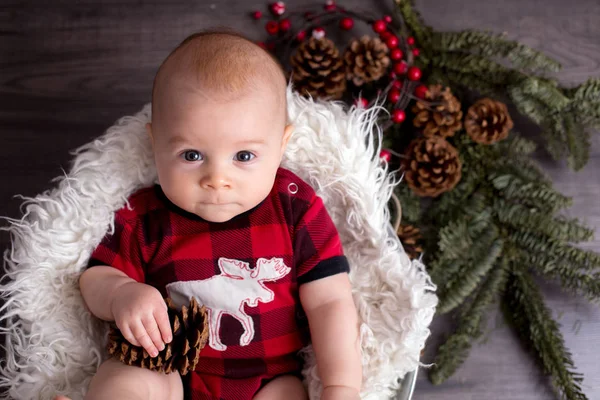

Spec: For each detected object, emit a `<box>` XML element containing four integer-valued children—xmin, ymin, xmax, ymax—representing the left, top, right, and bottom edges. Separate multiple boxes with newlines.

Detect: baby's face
<box><xmin>148</xmin><ymin>88</ymin><xmax>292</xmax><ymax>223</ymax></box>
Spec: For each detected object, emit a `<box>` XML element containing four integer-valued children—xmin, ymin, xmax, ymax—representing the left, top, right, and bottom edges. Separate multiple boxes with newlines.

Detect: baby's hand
<box><xmin>321</xmin><ymin>385</ymin><xmax>361</xmax><ymax>400</ymax></box>
<box><xmin>110</xmin><ymin>281</ymin><xmax>172</xmax><ymax>357</ymax></box>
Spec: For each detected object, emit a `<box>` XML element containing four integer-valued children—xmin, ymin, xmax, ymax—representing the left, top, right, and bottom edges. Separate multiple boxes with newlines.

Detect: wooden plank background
<box><xmin>0</xmin><ymin>0</ymin><xmax>598</xmax><ymax>398</ymax></box>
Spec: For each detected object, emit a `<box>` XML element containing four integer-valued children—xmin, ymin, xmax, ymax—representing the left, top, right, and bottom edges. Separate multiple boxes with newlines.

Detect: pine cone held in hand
<box><xmin>397</xmin><ymin>224</ymin><xmax>424</xmax><ymax>260</ymax></box>
<box><xmin>412</xmin><ymin>85</ymin><xmax>463</xmax><ymax>138</ymax></box>
<box><xmin>290</xmin><ymin>37</ymin><xmax>347</xmax><ymax>100</ymax></box>
<box><xmin>107</xmin><ymin>297</ymin><xmax>209</xmax><ymax>375</ymax></box>
<box><xmin>343</xmin><ymin>36</ymin><xmax>390</xmax><ymax>86</ymax></box>
<box><xmin>464</xmin><ymin>98</ymin><xmax>514</xmax><ymax>144</ymax></box>
<box><xmin>404</xmin><ymin>136</ymin><xmax>462</xmax><ymax>197</ymax></box>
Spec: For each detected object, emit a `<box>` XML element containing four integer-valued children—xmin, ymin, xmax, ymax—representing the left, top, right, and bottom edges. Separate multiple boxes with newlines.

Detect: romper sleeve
<box><xmin>87</xmin><ymin>209</ymin><xmax>146</xmax><ymax>283</ymax></box>
<box><xmin>294</xmin><ymin>193</ymin><xmax>350</xmax><ymax>285</ymax></box>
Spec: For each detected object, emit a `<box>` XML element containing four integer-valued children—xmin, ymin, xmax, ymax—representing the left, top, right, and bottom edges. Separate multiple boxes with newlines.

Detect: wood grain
<box><xmin>0</xmin><ymin>0</ymin><xmax>598</xmax><ymax>399</ymax></box>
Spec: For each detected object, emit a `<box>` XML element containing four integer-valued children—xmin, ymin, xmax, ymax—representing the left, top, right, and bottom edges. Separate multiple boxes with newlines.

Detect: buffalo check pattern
<box><xmin>88</xmin><ymin>167</ymin><xmax>349</xmax><ymax>399</ymax></box>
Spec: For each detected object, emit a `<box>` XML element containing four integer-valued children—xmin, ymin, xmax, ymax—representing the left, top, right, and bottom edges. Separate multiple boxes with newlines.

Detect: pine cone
<box><xmin>412</xmin><ymin>85</ymin><xmax>463</xmax><ymax>138</ymax></box>
<box><xmin>290</xmin><ymin>37</ymin><xmax>347</xmax><ymax>100</ymax></box>
<box><xmin>397</xmin><ymin>224</ymin><xmax>424</xmax><ymax>260</ymax></box>
<box><xmin>343</xmin><ymin>36</ymin><xmax>390</xmax><ymax>86</ymax></box>
<box><xmin>464</xmin><ymin>98</ymin><xmax>514</xmax><ymax>144</ymax></box>
<box><xmin>107</xmin><ymin>297</ymin><xmax>209</xmax><ymax>375</ymax></box>
<box><xmin>404</xmin><ymin>136</ymin><xmax>462</xmax><ymax>197</ymax></box>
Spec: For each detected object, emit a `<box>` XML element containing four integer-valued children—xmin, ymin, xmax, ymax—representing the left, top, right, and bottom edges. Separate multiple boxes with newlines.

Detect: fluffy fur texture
<box><xmin>0</xmin><ymin>87</ymin><xmax>437</xmax><ymax>400</ymax></box>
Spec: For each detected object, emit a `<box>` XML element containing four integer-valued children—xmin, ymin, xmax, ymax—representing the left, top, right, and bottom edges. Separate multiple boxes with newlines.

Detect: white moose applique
<box><xmin>165</xmin><ymin>257</ymin><xmax>291</xmax><ymax>351</ymax></box>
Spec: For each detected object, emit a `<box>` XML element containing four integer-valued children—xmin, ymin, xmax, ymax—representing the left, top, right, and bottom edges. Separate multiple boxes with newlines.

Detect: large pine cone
<box><xmin>290</xmin><ymin>37</ymin><xmax>347</xmax><ymax>100</ymax></box>
<box><xmin>404</xmin><ymin>136</ymin><xmax>462</xmax><ymax>197</ymax></box>
<box><xmin>412</xmin><ymin>85</ymin><xmax>463</xmax><ymax>138</ymax></box>
<box><xmin>397</xmin><ymin>224</ymin><xmax>424</xmax><ymax>260</ymax></box>
<box><xmin>464</xmin><ymin>98</ymin><xmax>514</xmax><ymax>144</ymax></box>
<box><xmin>343</xmin><ymin>36</ymin><xmax>390</xmax><ymax>86</ymax></box>
<box><xmin>107</xmin><ymin>297</ymin><xmax>209</xmax><ymax>375</ymax></box>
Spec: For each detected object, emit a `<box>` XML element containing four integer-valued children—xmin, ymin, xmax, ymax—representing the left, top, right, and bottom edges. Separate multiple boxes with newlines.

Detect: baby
<box><xmin>56</xmin><ymin>30</ymin><xmax>361</xmax><ymax>400</ymax></box>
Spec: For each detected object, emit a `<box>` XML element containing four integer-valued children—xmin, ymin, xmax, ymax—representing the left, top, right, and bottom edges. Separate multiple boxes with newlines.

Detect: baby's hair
<box><xmin>150</xmin><ymin>28</ymin><xmax>288</xmax><ymax>123</ymax></box>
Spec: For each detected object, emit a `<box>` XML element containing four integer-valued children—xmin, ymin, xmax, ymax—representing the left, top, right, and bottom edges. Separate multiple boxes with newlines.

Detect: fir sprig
<box><xmin>396</xmin><ymin>2</ymin><xmax>599</xmax><ymax>170</ymax></box>
<box><xmin>422</xmin><ymin>132</ymin><xmax>600</xmax><ymax>399</ymax></box>
<box><xmin>429</xmin><ymin>258</ymin><xmax>509</xmax><ymax>384</ymax></box>
<box><xmin>504</xmin><ymin>268</ymin><xmax>588</xmax><ymax>400</ymax></box>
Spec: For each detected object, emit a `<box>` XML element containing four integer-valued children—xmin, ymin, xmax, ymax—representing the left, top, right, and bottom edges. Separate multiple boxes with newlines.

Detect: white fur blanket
<box><xmin>0</xmin><ymin>88</ymin><xmax>437</xmax><ymax>400</ymax></box>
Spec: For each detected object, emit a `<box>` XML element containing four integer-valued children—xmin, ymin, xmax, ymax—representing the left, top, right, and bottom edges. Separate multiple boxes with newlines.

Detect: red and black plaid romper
<box><xmin>88</xmin><ymin>167</ymin><xmax>350</xmax><ymax>399</ymax></box>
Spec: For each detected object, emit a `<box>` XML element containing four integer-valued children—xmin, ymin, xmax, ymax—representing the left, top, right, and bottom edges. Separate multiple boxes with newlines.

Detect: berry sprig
<box><xmin>250</xmin><ymin>1</ymin><xmax>435</xmax><ymax>163</ymax></box>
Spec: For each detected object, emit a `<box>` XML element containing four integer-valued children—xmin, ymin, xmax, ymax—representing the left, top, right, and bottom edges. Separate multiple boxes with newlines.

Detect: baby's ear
<box><xmin>281</xmin><ymin>124</ymin><xmax>294</xmax><ymax>153</ymax></box>
<box><xmin>145</xmin><ymin>122</ymin><xmax>154</xmax><ymax>148</ymax></box>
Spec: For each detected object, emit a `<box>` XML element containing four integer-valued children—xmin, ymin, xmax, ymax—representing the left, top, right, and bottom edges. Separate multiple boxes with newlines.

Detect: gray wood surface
<box><xmin>0</xmin><ymin>0</ymin><xmax>598</xmax><ymax>399</ymax></box>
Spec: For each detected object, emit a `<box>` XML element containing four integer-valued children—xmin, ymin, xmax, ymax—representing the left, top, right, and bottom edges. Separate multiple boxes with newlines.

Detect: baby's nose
<box><xmin>200</xmin><ymin>170</ymin><xmax>231</xmax><ymax>190</ymax></box>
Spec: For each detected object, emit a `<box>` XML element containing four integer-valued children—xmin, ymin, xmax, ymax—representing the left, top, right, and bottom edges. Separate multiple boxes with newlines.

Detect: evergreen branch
<box><xmin>572</xmin><ymin>78</ymin><xmax>600</xmax><ymax>103</ymax></box>
<box><xmin>520</xmin><ymin>77</ymin><xmax>571</xmax><ymax>111</ymax></box>
<box><xmin>429</xmin><ymin>259</ymin><xmax>509</xmax><ymax>385</ymax></box>
<box><xmin>395</xmin><ymin>183</ymin><xmax>422</xmax><ymax>225</ymax></box>
<box><xmin>491</xmin><ymin>157</ymin><xmax>552</xmax><ymax>186</ymax></box>
<box><xmin>499</xmin><ymin>135</ymin><xmax>538</xmax><ymax>156</ymax></box>
<box><xmin>519</xmin><ymin>251</ymin><xmax>600</xmax><ymax>302</ymax></box>
<box><xmin>431</xmin><ymin>30</ymin><xmax>561</xmax><ymax>73</ymax></box>
<box><xmin>432</xmin><ymin>53</ymin><xmax>517</xmax><ymax>84</ymax></box>
<box><xmin>494</xmin><ymin>199</ymin><xmax>594</xmax><ymax>243</ymax></box>
<box><xmin>564</xmin><ymin>117</ymin><xmax>591</xmax><ymax>171</ymax></box>
<box><xmin>489</xmin><ymin>172</ymin><xmax>572</xmax><ymax>212</ymax></box>
<box><xmin>394</xmin><ymin>0</ymin><xmax>433</xmax><ymax>48</ymax></box>
<box><xmin>437</xmin><ymin>70</ymin><xmax>500</xmax><ymax>95</ymax></box>
<box><xmin>508</xmin><ymin>83</ymin><xmax>551</xmax><ymax>126</ymax></box>
<box><xmin>504</xmin><ymin>269</ymin><xmax>588</xmax><ymax>400</ymax></box>
<box><xmin>437</xmin><ymin>237</ymin><xmax>504</xmax><ymax>314</ymax></box>
<box><xmin>507</xmin><ymin>231</ymin><xmax>600</xmax><ymax>270</ymax></box>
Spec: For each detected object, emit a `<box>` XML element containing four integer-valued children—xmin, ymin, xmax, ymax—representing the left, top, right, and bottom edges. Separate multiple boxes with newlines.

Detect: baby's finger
<box><xmin>154</xmin><ymin>308</ymin><xmax>172</xmax><ymax>344</ymax></box>
<box><xmin>119</xmin><ymin>324</ymin><xmax>141</xmax><ymax>347</ymax></box>
<box><xmin>141</xmin><ymin>314</ymin><xmax>165</xmax><ymax>353</ymax></box>
<box><xmin>131</xmin><ymin>320</ymin><xmax>159</xmax><ymax>357</ymax></box>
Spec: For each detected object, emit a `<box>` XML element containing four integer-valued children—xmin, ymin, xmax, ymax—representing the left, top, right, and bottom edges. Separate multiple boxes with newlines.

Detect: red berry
<box><xmin>394</xmin><ymin>61</ymin><xmax>408</xmax><ymax>75</ymax></box>
<box><xmin>392</xmin><ymin>109</ymin><xmax>406</xmax><ymax>123</ymax></box>
<box><xmin>390</xmin><ymin>48</ymin><xmax>403</xmax><ymax>60</ymax></box>
<box><xmin>252</xmin><ymin>10</ymin><xmax>262</xmax><ymax>20</ymax></box>
<box><xmin>379</xmin><ymin>31</ymin><xmax>392</xmax><ymax>41</ymax></box>
<box><xmin>385</xmin><ymin>35</ymin><xmax>399</xmax><ymax>48</ymax></box>
<box><xmin>324</xmin><ymin>0</ymin><xmax>336</xmax><ymax>11</ymax></box>
<box><xmin>388</xmin><ymin>89</ymin><xmax>401</xmax><ymax>103</ymax></box>
<box><xmin>389</xmin><ymin>71</ymin><xmax>397</xmax><ymax>80</ymax></box>
<box><xmin>384</xmin><ymin>15</ymin><xmax>393</xmax><ymax>23</ymax></box>
<box><xmin>265</xmin><ymin>20</ymin><xmax>279</xmax><ymax>35</ymax></box>
<box><xmin>312</xmin><ymin>27</ymin><xmax>326</xmax><ymax>39</ymax></box>
<box><xmin>279</xmin><ymin>18</ymin><xmax>291</xmax><ymax>32</ymax></box>
<box><xmin>412</xmin><ymin>48</ymin><xmax>420</xmax><ymax>57</ymax></box>
<box><xmin>407</xmin><ymin>66</ymin><xmax>422</xmax><ymax>81</ymax></box>
<box><xmin>340</xmin><ymin>17</ymin><xmax>354</xmax><ymax>30</ymax></box>
<box><xmin>414</xmin><ymin>84</ymin><xmax>429</xmax><ymax>99</ymax></box>
<box><xmin>407</xmin><ymin>36</ymin><xmax>415</xmax><ymax>45</ymax></box>
<box><xmin>373</xmin><ymin>20</ymin><xmax>387</xmax><ymax>33</ymax></box>
<box><xmin>354</xmin><ymin>98</ymin><xmax>369</xmax><ymax>108</ymax></box>
<box><xmin>296</xmin><ymin>30</ymin><xmax>307</xmax><ymax>41</ymax></box>
<box><xmin>392</xmin><ymin>80</ymin><xmax>403</xmax><ymax>90</ymax></box>
<box><xmin>380</xmin><ymin>149</ymin><xmax>392</xmax><ymax>163</ymax></box>
<box><xmin>269</xmin><ymin>1</ymin><xmax>286</xmax><ymax>16</ymax></box>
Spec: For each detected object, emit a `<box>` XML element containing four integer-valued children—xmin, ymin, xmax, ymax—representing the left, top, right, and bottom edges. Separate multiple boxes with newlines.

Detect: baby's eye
<box><xmin>235</xmin><ymin>151</ymin><xmax>255</xmax><ymax>162</ymax></box>
<box><xmin>182</xmin><ymin>150</ymin><xmax>203</xmax><ymax>162</ymax></box>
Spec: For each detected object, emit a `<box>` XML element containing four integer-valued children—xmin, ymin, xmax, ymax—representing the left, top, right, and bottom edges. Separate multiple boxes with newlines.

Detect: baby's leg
<box><xmin>253</xmin><ymin>375</ymin><xmax>308</xmax><ymax>400</ymax></box>
<box><xmin>85</xmin><ymin>358</ymin><xmax>183</xmax><ymax>400</ymax></box>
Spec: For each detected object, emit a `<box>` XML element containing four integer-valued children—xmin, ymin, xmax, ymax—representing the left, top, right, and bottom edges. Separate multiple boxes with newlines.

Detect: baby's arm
<box><xmin>80</xmin><ymin>266</ymin><xmax>172</xmax><ymax>357</ymax></box>
<box><xmin>299</xmin><ymin>272</ymin><xmax>361</xmax><ymax>399</ymax></box>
